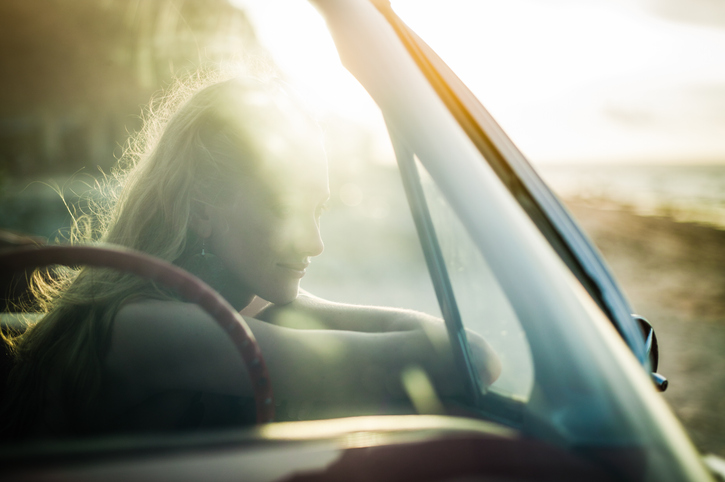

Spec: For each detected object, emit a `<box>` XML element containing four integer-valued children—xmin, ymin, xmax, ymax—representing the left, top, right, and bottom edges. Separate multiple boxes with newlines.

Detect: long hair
<box><xmin>0</xmin><ymin>75</ymin><xmax>310</xmax><ymax>437</ymax></box>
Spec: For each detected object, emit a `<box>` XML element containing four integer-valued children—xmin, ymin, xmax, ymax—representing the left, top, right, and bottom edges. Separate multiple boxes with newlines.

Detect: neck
<box><xmin>217</xmin><ymin>283</ymin><xmax>255</xmax><ymax>312</ymax></box>
<box><xmin>175</xmin><ymin>252</ymin><xmax>254</xmax><ymax>312</ymax></box>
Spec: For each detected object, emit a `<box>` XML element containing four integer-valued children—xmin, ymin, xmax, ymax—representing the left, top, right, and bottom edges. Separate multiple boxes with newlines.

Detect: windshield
<box><xmin>414</xmin><ymin>157</ymin><xmax>534</xmax><ymax>401</ymax></box>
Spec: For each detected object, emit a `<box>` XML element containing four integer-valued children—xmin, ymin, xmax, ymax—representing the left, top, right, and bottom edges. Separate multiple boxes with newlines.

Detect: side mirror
<box><xmin>633</xmin><ymin>315</ymin><xmax>667</xmax><ymax>392</ymax></box>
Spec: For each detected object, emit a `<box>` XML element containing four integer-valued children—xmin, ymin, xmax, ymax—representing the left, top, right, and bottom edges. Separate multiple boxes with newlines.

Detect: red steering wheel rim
<box><xmin>0</xmin><ymin>244</ymin><xmax>274</xmax><ymax>424</ymax></box>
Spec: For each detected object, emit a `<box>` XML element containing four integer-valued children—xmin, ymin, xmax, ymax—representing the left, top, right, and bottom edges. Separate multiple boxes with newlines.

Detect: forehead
<box><xmin>256</xmin><ymin>119</ymin><xmax>329</xmax><ymax>196</ymax></box>
<box><xmin>219</xmin><ymin>82</ymin><xmax>330</xmax><ymax>200</ymax></box>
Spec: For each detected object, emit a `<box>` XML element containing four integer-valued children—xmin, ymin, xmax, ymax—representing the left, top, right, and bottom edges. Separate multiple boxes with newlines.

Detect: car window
<box><xmin>413</xmin><ymin>157</ymin><xmax>534</xmax><ymax>401</ymax></box>
<box><xmin>301</xmin><ymin>159</ymin><xmax>442</xmax><ymax>318</ymax></box>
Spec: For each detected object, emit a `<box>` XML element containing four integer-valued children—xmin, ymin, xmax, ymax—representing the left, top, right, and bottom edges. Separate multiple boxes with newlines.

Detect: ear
<box><xmin>189</xmin><ymin>202</ymin><xmax>214</xmax><ymax>239</ymax></box>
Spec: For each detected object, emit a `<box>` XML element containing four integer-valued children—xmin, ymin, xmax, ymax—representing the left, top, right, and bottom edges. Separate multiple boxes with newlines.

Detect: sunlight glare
<box><xmin>230</xmin><ymin>0</ymin><xmax>381</xmax><ymax>125</ymax></box>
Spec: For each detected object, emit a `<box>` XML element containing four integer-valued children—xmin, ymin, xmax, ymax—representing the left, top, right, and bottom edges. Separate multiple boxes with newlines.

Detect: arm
<box><xmin>107</xmin><ymin>300</ymin><xmax>467</xmax><ymax>403</ymax></box>
<box><xmin>255</xmin><ymin>291</ymin><xmax>501</xmax><ymax>385</ymax></box>
<box><xmin>256</xmin><ymin>289</ymin><xmax>442</xmax><ymax>332</ymax></box>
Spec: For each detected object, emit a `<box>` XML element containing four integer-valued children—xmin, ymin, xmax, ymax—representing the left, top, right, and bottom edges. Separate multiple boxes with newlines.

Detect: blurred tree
<box><xmin>0</xmin><ymin>0</ymin><xmax>263</xmax><ymax>176</ymax></box>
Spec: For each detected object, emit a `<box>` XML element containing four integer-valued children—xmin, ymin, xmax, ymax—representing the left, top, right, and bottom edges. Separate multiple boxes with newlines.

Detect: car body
<box><xmin>0</xmin><ymin>0</ymin><xmax>722</xmax><ymax>480</ymax></box>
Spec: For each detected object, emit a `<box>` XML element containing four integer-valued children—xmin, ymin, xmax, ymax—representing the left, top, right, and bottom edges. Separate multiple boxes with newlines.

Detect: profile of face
<box><xmin>190</xmin><ymin>89</ymin><xmax>330</xmax><ymax>307</ymax></box>
<box><xmin>207</xmin><ymin>156</ymin><xmax>329</xmax><ymax>306</ymax></box>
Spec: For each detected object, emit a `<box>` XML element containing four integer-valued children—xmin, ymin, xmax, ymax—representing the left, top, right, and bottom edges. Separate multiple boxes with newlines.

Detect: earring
<box><xmin>200</xmin><ymin>237</ymin><xmax>208</xmax><ymax>257</ymax></box>
<box><xmin>178</xmin><ymin>237</ymin><xmax>228</xmax><ymax>291</ymax></box>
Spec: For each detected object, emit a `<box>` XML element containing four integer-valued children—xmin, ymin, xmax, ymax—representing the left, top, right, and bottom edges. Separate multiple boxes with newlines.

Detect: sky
<box><xmin>232</xmin><ymin>0</ymin><xmax>725</xmax><ymax>165</ymax></box>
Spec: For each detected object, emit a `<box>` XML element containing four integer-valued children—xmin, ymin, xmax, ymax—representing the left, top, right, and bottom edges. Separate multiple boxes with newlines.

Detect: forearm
<box><xmin>251</xmin><ymin>320</ymin><xmax>462</xmax><ymax>402</ymax></box>
<box><xmin>256</xmin><ymin>290</ymin><xmax>438</xmax><ymax>333</ymax></box>
<box><xmin>252</xmin><ymin>293</ymin><xmax>500</xmax><ymax>398</ymax></box>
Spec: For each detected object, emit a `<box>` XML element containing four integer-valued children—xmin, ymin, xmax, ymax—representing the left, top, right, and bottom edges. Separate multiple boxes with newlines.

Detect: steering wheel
<box><xmin>0</xmin><ymin>244</ymin><xmax>275</xmax><ymax>423</ymax></box>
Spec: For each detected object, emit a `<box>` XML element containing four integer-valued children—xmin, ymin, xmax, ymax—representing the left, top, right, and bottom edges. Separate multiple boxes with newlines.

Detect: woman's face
<box><xmin>208</xmin><ymin>157</ymin><xmax>329</xmax><ymax>307</ymax></box>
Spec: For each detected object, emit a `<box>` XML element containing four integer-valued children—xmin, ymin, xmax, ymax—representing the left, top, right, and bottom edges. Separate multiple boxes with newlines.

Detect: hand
<box><xmin>466</xmin><ymin>330</ymin><xmax>501</xmax><ymax>387</ymax></box>
<box><xmin>413</xmin><ymin>320</ymin><xmax>500</xmax><ymax>394</ymax></box>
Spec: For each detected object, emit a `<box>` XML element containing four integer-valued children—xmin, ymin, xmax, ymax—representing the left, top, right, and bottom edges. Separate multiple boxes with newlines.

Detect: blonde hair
<box><xmin>1</xmin><ymin>75</ymin><xmax>309</xmax><ymax>437</ymax></box>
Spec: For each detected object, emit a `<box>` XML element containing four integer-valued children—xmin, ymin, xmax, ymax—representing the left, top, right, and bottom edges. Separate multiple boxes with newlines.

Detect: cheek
<box><xmin>211</xmin><ymin>189</ymin><xmax>292</xmax><ymax>256</ymax></box>
<box><xmin>224</xmin><ymin>212</ymin><xmax>286</xmax><ymax>260</ymax></box>
<box><xmin>267</xmin><ymin>221</ymin><xmax>294</xmax><ymax>252</ymax></box>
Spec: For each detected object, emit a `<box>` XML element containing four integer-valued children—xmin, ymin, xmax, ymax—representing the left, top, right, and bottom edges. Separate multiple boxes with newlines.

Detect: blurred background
<box><xmin>0</xmin><ymin>0</ymin><xmax>722</xmax><ymax>456</ymax></box>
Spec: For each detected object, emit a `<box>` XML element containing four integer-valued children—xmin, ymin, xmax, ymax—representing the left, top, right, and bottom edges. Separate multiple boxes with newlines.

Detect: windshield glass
<box><xmin>414</xmin><ymin>157</ymin><xmax>534</xmax><ymax>401</ymax></box>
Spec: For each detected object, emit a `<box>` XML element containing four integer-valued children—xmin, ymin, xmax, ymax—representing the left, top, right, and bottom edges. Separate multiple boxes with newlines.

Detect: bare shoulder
<box><xmin>108</xmin><ymin>299</ymin><xmax>252</xmax><ymax>397</ymax></box>
<box><xmin>113</xmin><ymin>299</ymin><xmax>215</xmax><ymax>343</ymax></box>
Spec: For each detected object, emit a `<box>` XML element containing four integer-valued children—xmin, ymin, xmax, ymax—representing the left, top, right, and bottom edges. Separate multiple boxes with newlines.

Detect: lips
<box><xmin>277</xmin><ymin>261</ymin><xmax>310</xmax><ymax>277</ymax></box>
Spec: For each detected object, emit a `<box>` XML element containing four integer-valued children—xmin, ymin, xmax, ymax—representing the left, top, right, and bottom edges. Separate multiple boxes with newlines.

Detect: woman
<box><xmin>1</xmin><ymin>78</ymin><xmax>499</xmax><ymax>437</ymax></box>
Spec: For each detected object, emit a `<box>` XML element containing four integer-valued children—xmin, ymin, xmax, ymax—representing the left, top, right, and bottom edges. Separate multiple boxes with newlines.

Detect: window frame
<box><xmin>389</xmin><ymin>133</ymin><xmax>483</xmax><ymax>408</ymax></box>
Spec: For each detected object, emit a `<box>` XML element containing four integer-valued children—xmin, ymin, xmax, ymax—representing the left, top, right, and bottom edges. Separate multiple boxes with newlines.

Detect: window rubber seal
<box><xmin>389</xmin><ymin>132</ymin><xmax>483</xmax><ymax>408</ymax></box>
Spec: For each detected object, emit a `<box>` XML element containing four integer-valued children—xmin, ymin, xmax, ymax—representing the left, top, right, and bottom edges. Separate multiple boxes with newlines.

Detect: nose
<box><xmin>293</xmin><ymin>216</ymin><xmax>324</xmax><ymax>258</ymax></box>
